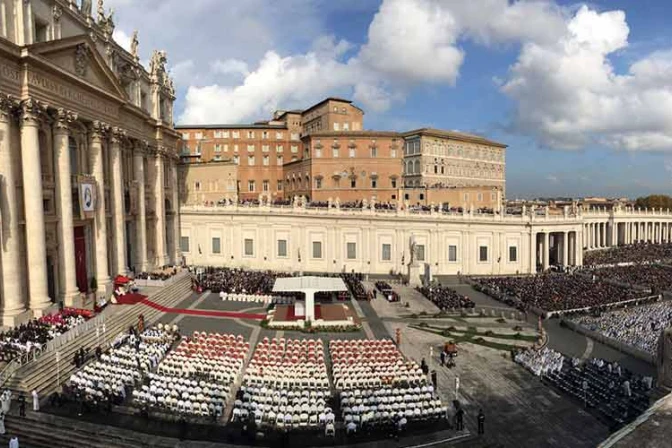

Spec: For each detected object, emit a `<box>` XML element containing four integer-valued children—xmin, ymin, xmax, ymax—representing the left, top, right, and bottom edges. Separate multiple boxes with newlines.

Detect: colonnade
<box><xmin>531</xmin><ymin>230</ymin><xmax>582</xmax><ymax>272</ymax></box>
<box><xmin>584</xmin><ymin>221</ymin><xmax>672</xmax><ymax>250</ymax></box>
<box><xmin>0</xmin><ymin>96</ymin><xmax>180</xmax><ymax>322</ymax></box>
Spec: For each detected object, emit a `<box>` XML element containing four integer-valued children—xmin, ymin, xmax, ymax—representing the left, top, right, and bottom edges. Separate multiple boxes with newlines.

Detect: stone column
<box><xmin>562</xmin><ymin>231</ymin><xmax>569</xmax><ymax>266</ymax></box>
<box><xmin>170</xmin><ymin>159</ymin><xmax>181</xmax><ymax>264</ymax></box>
<box><xmin>153</xmin><ymin>150</ymin><xmax>168</xmax><ymax>266</ymax></box>
<box><xmin>0</xmin><ymin>95</ymin><xmax>27</xmax><ymax>321</ymax></box>
<box><xmin>110</xmin><ymin>128</ymin><xmax>127</xmax><ymax>275</ymax></box>
<box><xmin>19</xmin><ymin>99</ymin><xmax>51</xmax><ymax>310</ymax></box>
<box><xmin>53</xmin><ymin>109</ymin><xmax>80</xmax><ymax>306</ymax></box>
<box><xmin>542</xmin><ymin>232</ymin><xmax>549</xmax><ymax>271</ymax></box>
<box><xmin>133</xmin><ymin>144</ymin><xmax>148</xmax><ymax>271</ymax></box>
<box><xmin>89</xmin><ymin>121</ymin><xmax>111</xmax><ymax>294</ymax></box>
<box><xmin>530</xmin><ymin>231</ymin><xmax>537</xmax><ymax>273</ymax></box>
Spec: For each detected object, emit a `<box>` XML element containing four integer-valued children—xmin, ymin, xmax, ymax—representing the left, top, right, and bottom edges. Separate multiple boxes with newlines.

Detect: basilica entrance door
<box><xmin>74</xmin><ymin>226</ymin><xmax>88</xmax><ymax>292</ymax></box>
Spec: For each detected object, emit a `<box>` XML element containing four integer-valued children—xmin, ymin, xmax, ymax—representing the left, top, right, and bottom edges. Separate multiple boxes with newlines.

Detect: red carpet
<box><xmin>139</xmin><ymin>298</ymin><xmax>266</xmax><ymax>320</ymax></box>
<box><xmin>114</xmin><ymin>293</ymin><xmax>147</xmax><ymax>305</ymax></box>
<box><xmin>285</xmin><ymin>304</ymin><xmax>322</xmax><ymax>321</ymax></box>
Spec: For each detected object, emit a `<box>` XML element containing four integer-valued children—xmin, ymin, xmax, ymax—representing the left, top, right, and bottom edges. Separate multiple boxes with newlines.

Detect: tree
<box><xmin>634</xmin><ymin>195</ymin><xmax>672</xmax><ymax>210</ymax></box>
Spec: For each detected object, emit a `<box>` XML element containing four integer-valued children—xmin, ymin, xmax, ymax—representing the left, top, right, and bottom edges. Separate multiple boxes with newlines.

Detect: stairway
<box><xmin>4</xmin><ymin>274</ymin><xmax>193</xmax><ymax>397</ymax></box>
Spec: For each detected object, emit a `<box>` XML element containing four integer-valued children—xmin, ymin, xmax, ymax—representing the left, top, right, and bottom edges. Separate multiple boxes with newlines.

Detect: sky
<box><xmin>105</xmin><ymin>0</ymin><xmax>672</xmax><ymax>199</ymax></box>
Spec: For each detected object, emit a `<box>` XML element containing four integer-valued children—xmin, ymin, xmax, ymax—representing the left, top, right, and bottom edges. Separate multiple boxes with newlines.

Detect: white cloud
<box><xmin>112</xmin><ymin>29</ymin><xmax>132</xmax><ymax>53</ymax></box>
<box><xmin>106</xmin><ymin>0</ymin><xmax>672</xmax><ymax>153</ymax></box>
<box><xmin>501</xmin><ymin>5</ymin><xmax>672</xmax><ymax>152</ymax></box>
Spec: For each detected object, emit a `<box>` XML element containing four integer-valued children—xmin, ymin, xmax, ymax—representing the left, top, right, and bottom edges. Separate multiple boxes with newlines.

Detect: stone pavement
<box><xmin>386</xmin><ymin>322</ymin><xmax>610</xmax><ymax>448</ymax></box>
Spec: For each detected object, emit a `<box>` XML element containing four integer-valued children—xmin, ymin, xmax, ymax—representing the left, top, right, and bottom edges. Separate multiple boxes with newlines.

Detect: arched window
<box><xmin>414</xmin><ymin>160</ymin><xmax>420</xmax><ymax>174</ymax></box>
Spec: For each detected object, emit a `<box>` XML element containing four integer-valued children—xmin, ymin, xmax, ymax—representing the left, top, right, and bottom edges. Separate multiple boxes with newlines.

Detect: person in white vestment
<box><xmin>31</xmin><ymin>390</ymin><xmax>39</xmax><ymax>412</ymax></box>
<box><xmin>9</xmin><ymin>436</ymin><xmax>19</xmax><ymax>448</ymax></box>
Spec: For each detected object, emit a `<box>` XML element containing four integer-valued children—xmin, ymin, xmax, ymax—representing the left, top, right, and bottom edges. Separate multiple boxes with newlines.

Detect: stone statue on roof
<box><xmin>80</xmin><ymin>0</ymin><xmax>92</xmax><ymax>17</ymax></box>
<box><xmin>130</xmin><ymin>31</ymin><xmax>139</xmax><ymax>59</ymax></box>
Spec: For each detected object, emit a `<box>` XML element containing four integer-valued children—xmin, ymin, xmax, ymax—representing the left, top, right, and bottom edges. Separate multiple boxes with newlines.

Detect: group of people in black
<box><xmin>584</xmin><ymin>242</ymin><xmax>672</xmax><ymax>266</ymax></box>
<box><xmin>418</xmin><ymin>286</ymin><xmax>475</xmax><ymax>310</ymax></box>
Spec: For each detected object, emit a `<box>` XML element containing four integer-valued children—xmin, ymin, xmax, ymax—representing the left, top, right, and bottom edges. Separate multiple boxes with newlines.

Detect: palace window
<box><xmin>381</xmin><ymin>244</ymin><xmax>391</xmax><ymax>261</ymax></box>
<box><xmin>509</xmin><ymin>246</ymin><xmax>518</xmax><ymax>262</ymax></box>
<box><xmin>262</xmin><ymin>145</ymin><xmax>270</xmax><ymax>153</ymax></box>
<box><xmin>479</xmin><ymin>246</ymin><xmax>488</xmax><ymax>262</ymax></box>
<box><xmin>333</xmin><ymin>123</ymin><xmax>340</xmax><ymax>131</ymax></box>
<box><xmin>448</xmin><ymin>245</ymin><xmax>457</xmax><ymax>262</ymax></box>
<box><xmin>247</xmin><ymin>131</ymin><xmax>255</xmax><ymax>138</ymax></box>
<box><xmin>248</xmin><ymin>156</ymin><xmax>255</xmax><ymax>165</ymax></box>
<box><xmin>312</xmin><ymin>241</ymin><xmax>323</xmax><ymax>259</ymax></box>
<box><xmin>277</xmin><ymin>155</ymin><xmax>283</xmax><ymax>165</ymax></box>
<box><xmin>263</xmin><ymin>156</ymin><xmax>269</xmax><ymax>166</ymax></box>
<box><xmin>244</xmin><ymin>239</ymin><xmax>254</xmax><ymax>256</ymax></box>
<box><xmin>262</xmin><ymin>131</ymin><xmax>269</xmax><ymax>139</ymax></box>
<box><xmin>316</xmin><ymin>178</ymin><xmax>322</xmax><ymax>189</ymax></box>
<box><xmin>212</xmin><ymin>237</ymin><xmax>221</xmax><ymax>254</ymax></box>
<box><xmin>180</xmin><ymin>236</ymin><xmax>190</xmax><ymax>253</ymax></box>
<box><xmin>347</xmin><ymin>242</ymin><xmax>357</xmax><ymax>260</ymax></box>
<box><xmin>277</xmin><ymin>180</ymin><xmax>283</xmax><ymax>191</ymax></box>
<box><xmin>263</xmin><ymin>180</ymin><xmax>269</xmax><ymax>191</ymax></box>
<box><xmin>276</xmin><ymin>132</ymin><xmax>283</xmax><ymax>139</ymax></box>
<box><xmin>277</xmin><ymin>240</ymin><xmax>288</xmax><ymax>257</ymax></box>
<box><xmin>276</xmin><ymin>145</ymin><xmax>284</xmax><ymax>153</ymax></box>
<box><xmin>232</xmin><ymin>131</ymin><xmax>240</xmax><ymax>139</ymax></box>
<box><xmin>248</xmin><ymin>180</ymin><xmax>255</xmax><ymax>192</ymax></box>
<box><xmin>416</xmin><ymin>245</ymin><xmax>425</xmax><ymax>262</ymax></box>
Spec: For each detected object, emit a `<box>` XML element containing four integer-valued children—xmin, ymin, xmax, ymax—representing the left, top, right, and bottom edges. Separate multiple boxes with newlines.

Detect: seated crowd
<box><xmin>0</xmin><ymin>308</ymin><xmax>92</xmax><ymax>362</ymax></box>
<box><xmin>67</xmin><ymin>325</ymin><xmax>178</xmax><ymax>407</ymax></box>
<box><xmin>473</xmin><ymin>273</ymin><xmax>641</xmax><ymax>313</ymax></box>
<box><xmin>584</xmin><ymin>242</ymin><xmax>672</xmax><ymax>266</ymax></box>
<box><xmin>134</xmin><ymin>331</ymin><xmax>249</xmax><ymax>418</ymax></box>
<box><xmin>341</xmin><ymin>273</ymin><xmax>367</xmax><ymax>300</ymax></box>
<box><xmin>330</xmin><ymin>339</ymin><xmax>447</xmax><ymax>434</ymax></box>
<box><xmin>135</xmin><ymin>267</ymin><xmax>180</xmax><ymax>281</ymax></box>
<box><xmin>418</xmin><ymin>286</ymin><xmax>475</xmax><ymax>310</ymax></box>
<box><xmin>199</xmin><ymin>267</ymin><xmax>289</xmax><ymax>297</ymax></box>
<box><xmin>516</xmin><ymin>347</ymin><xmax>653</xmax><ymax>427</ymax></box>
<box><xmin>587</xmin><ymin>264</ymin><xmax>672</xmax><ymax>292</ymax></box>
<box><xmin>232</xmin><ymin>337</ymin><xmax>331</xmax><ymax>430</ymax></box>
<box><xmin>571</xmin><ymin>301</ymin><xmax>672</xmax><ymax>355</ymax></box>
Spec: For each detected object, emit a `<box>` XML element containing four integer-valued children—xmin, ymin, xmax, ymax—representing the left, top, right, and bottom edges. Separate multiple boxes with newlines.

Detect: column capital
<box><xmin>90</xmin><ymin>120</ymin><xmax>110</xmax><ymax>140</ymax></box>
<box><xmin>109</xmin><ymin>127</ymin><xmax>127</xmax><ymax>145</ymax></box>
<box><xmin>0</xmin><ymin>93</ymin><xmax>19</xmax><ymax>123</ymax></box>
<box><xmin>53</xmin><ymin>108</ymin><xmax>78</xmax><ymax>134</ymax></box>
<box><xmin>19</xmin><ymin>98</ymin><xmax>47</xmax><ymax>126</ymax></box>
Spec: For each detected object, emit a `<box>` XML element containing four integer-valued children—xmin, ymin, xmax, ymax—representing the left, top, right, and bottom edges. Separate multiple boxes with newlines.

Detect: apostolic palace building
<box><xmin>0</xmin><ymin>0</ymin><xmax>181</xmax><ymax>325</ymax></box>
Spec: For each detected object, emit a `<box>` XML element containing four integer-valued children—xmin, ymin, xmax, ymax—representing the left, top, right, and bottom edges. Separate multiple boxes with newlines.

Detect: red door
<box><xmin>74</xmin><ymin>226</ymin><xmax>87</xmax><ymax>292</ymax></box>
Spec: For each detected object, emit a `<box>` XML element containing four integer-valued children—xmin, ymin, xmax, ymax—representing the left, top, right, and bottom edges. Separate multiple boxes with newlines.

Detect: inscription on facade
<box><xmin>27</xmin><ymin>70</ymin><xmax>118</xmax><ymax>117</ymax></box>
<box><xmin>0</xmin><ymin>58</ymin><xmax>22</xmax><ymax>93</ymax></box>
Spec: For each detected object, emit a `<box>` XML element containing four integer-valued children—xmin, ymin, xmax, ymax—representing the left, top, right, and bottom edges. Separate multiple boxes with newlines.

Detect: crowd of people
<box><xmin>375</xmin><ymin>281</ymin><xmax>400</xmax><ymax>302</ymax></box>
<box><xmin>331</xmin><ymin>339</ymin><xmax>447</xmax><ymax>435</ymax></box>
<box><xmin>473</xmin><ymin>273</ymin><xmax>642</xmax><ymax>313</ymax></box>
<box><xmin>586</xmin><ymin>264</ymin><xmax>672</xmax><ymax>292</ymax></box>
<box><xmin>66</xmin><ymin>324</ymin><xmax>178</xmax><ymax>413</ymax></box>
<box><xmin>0</xmin><ymin>308</ymin><xmax>92</xmax><ymax>362</ymax></box>
<box><xmin>135</xmin><ymin>267</ymin><xmax>181</xmax><ymax>281</ymax></box>
<box><xmin>571</xmin><ymin>301</ymin><xmax>672</xmax><ymax>355</ymax></box>
<box><xmin>232</xmin><ymin>337</ymin><xmax>331</xmax><ymax>430</ymax></box>
<box><xmin>199</xmin><ymin>267</ymin><xmax>290</xmax><ymax>296</ymax></box>
<box><xmin>417</xmin><ymin>286</ymin><xmax>475</xmax><ymax>310</ymax></box>
<box><xmin>516</xmin><ymin>347</ymin><xmax>653</xmax><ymax>428</ymax></box>
<box><xmin>584</xmin><ymin>243</ymin><xmax>672</xmax><ymax>266</ymax></box>
<box><xmin>341</xmin><ymin>273</ymin><xmax>367</xmax><ymax>300</ymax></box>
<box><xmin>134</xmin><ymin>332</ymin><xmax>248</xmax><ymax>418</ymax></box>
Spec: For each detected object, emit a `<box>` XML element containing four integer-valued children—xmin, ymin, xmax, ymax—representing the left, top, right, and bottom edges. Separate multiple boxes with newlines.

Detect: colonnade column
<box><xmin>0</xmin><ymin>95</ymin><xmax>27</xmax><ymax>321</ymax></box>
<box><xmin>154</xmin><ymin>150</ymin><xmax>168</xmax><ymax>266</ymax></box>
<box><xmin>110</xmin><ymin>128</ymin><xmax>127</xmax><ymax>275</ymax></box>
<box><xmin>543</xmin><ymin>232</ymin><xmax>549</xmax><ymax>271</ymax></box>
<box><xmin>170</xmin><ymin>159</ymin><xmax>181</xmax><ymax>264</ymax></box>
<box><xmin>133</xmin><ymin>145</ymin><xmax>148</xmax><ymax>271</ymax></box>
<box><xmin>53</xmin><ymin>109</ymin><xmax>80</xmax><ymax>306</ymax></box>
<box><xmin>90</xmin><ymin>121</ymin><xmax>111</xmax><ymax>294</ymax></box>
<box><xmin>19</xmin><ymin>99</ymin><xmax>51</xmax><ymax>311</ymax></box>
<box><xmin>530</xmin><ymin>231</ymin><xmax>537</xmax><ymax>273</ymax></box>
<box><xmin>562</xmin><ymin>232</ymin><xmax>569</xmax><ymax>266</ymax></box>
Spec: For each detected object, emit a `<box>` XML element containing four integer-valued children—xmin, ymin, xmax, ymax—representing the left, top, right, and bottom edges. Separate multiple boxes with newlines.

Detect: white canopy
<box><xmin>273</xmin><ymin>276</ymin><xmax>347</xmax><ymax>293</ymax></box>
<box><xmin>272</xmin><ymin>276</ymin><xmax>347</xmax><ymax>322</ymax></box>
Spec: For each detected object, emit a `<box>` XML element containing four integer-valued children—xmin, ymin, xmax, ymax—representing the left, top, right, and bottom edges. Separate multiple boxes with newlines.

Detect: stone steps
<box><xmin>5</xmin><ymin>276</ymin><xmax>193</xmax><ymax>397</ymax></box>
<box><xmin>2</xmin><ymin>414</ymin><xmax>132</xmax><ymax>448</ymax></box>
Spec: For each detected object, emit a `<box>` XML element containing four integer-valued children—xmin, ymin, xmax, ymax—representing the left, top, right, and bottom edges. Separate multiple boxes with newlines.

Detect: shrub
<box><xmin>418</xmin><ymin>322</ymin><xmax>429</xmax><ymax>328</ymax></box>
<box><xmin>447</xmin><ymin>326</ymin><xmax>457</xmax><ymax>331</ymax></box>
<box><xmin>441</xmin><ymin>329</ymin><xmax>452</xmax><ymax>337</ymax></box>
<box><xmin>484</xmin><ymin>330</ymin><xmax>494</xmax><ymax>336</ymax></box>
<box><xmin>513</xmin><ymin>325</ymin><xmax>523</xmax><ymax>331</ymax></box>
<box><xmin>419</xmin><ymin>311</ymin><xmax>428</xmax><ymax>316</ymax></box>
<box><xmin>514</xmin><ymin>332</ymin><xmax>522</xmax><ymax>339</ymax></box>
<box><xmin>496</xmin><ymin>318</ymin><xmax>506</xmax><ymax>324</ymax></box>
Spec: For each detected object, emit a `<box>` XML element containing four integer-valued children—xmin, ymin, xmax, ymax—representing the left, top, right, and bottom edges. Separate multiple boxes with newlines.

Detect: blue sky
<box><xmin>108</xmin><ymin>0</ymin><xmax>672</xmax><ymax>199</ymax></box>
